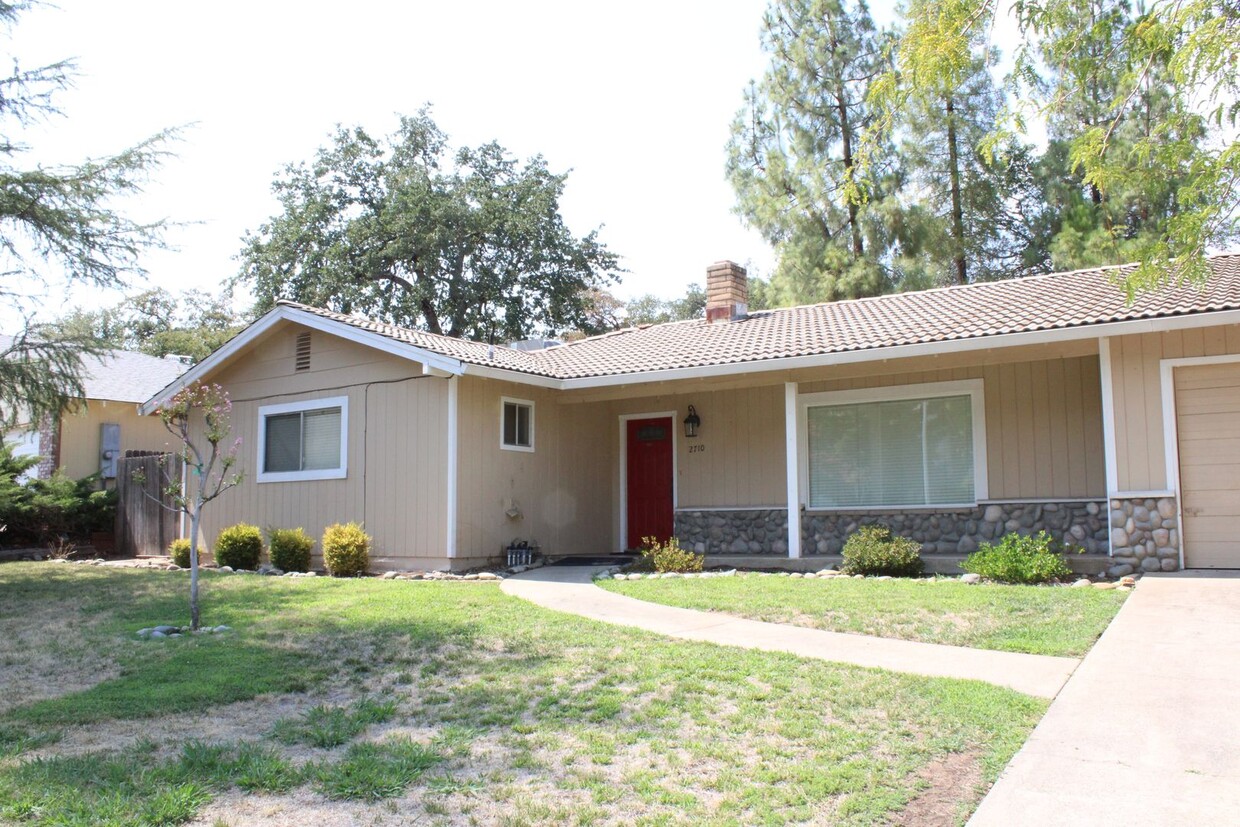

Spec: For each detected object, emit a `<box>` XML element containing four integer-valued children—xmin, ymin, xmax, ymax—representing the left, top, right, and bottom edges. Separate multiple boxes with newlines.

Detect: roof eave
<box><xmin>138</xmin><ymin>305</ymin><xmax>466</xmax><ymax>414</ymax></box>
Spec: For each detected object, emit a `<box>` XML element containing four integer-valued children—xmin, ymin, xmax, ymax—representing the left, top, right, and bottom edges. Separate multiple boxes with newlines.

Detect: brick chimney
<box><xmin>705</xmin><ymin>260</ymin><xmax>748</xmax><ymax>323</ymax></box>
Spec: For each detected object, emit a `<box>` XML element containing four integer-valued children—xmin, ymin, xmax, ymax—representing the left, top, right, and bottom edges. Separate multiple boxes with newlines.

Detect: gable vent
<box><xmin>294</xmin><ymin>332</ymin><xmax>312</xmax><ymax>372</ymax></box>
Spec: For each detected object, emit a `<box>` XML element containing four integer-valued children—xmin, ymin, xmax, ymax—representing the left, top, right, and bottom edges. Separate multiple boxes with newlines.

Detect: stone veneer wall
<box><xmin>676</xmin><ymin>501</ymin><xmax>1109</xmax><ymax>557</ymax></box>
<box><xmin>36</xmin><ymin>414</ymin><xmax>58</xmax><ymax>480</ymax></box>
<box><xmin>1108</xmin><ymin>496</ymin><xmax>1180</xmax><ymax>575</ymax></box>
<box><xmin>801</xmin><ymin>502</ymin><xmax>1109</xmax><ymax>555</ymax></box>
<box><xmin>676</xmin><ymin>509</ymin><xmax>789</xmax><ymax>555</ymax></box>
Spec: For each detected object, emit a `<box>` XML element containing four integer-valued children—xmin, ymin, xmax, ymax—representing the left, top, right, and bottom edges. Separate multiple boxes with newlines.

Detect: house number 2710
<box><xmin>688</xmin><ymin>444</ymin><xmax>706</xmax><ymax>454</ymax></box>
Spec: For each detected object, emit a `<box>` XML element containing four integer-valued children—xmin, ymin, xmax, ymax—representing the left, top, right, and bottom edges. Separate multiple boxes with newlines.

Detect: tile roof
<box><xmin>279</xmin><ymin>253</ymin><xmax>1240</xmax><ymax>381</ymax></box>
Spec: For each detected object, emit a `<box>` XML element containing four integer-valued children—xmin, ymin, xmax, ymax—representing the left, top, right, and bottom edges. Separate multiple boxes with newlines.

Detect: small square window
<box><xmin>501</xmin><ymin>398</ymin><xmax>534</xmax><ymax>452</ymax></box>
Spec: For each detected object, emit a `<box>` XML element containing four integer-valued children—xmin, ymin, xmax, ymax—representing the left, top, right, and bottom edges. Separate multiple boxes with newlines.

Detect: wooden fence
<box><xmin>116</xmin><ymin>451</ymin><xmax>182</xmax><ymax>557</ymax></box>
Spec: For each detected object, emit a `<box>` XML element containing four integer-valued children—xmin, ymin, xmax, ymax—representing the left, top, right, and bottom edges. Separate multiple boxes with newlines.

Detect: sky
<box><xmin>8</xmin><ymin>0</ymin><xmax>790</xmax><ymax>327</ymax></box>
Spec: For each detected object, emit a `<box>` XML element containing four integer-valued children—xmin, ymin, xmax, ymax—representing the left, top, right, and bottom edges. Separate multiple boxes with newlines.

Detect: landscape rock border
<box><xmin>596</xmin><ymin>566</ymin><xmax>1139</xmax><ymax>591</ymax></box>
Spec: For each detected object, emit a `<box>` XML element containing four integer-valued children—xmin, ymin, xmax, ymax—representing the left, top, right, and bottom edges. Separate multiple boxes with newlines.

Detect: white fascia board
<box><xmin>138</xmin><ymin>306</ymin><xmax>464</xmax><ymax>414</ymax></box>
<box><xmin>550</xmin><ymin>309</ymin><xmax>1240</xmax><ymax>391</ymax></box>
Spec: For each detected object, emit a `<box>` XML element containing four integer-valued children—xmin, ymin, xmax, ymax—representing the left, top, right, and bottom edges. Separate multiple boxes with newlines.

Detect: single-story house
<box><xmin>143</xmin><ymin>254</ymin><xmax>1240</xmax><ymax>575</ymax></box>
<box><xmin>2</xmin><ymin>338</ymin><xmax>188</xmax><ymax>483</ymax></box>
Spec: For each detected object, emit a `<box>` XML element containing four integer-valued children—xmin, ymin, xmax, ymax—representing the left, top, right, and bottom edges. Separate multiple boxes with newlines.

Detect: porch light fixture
<box><xmin>683</xmin><ymin>405</ymin><xmax>701</xmax><ymax>438</ymax></box>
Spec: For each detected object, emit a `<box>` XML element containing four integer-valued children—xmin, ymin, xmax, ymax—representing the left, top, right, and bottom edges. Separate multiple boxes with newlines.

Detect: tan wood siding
<box><xmin>454</xmin><ymin>377</ymin><xmax>612</xmax><ymax>560</ymax></box>
<box><xmin>192</xmin><ymin>322</ymin><xmax>449</xmax><ymax>568</ymax></box>
<box><xmin>1108</xmin><ymin>325</ymin><xmax>1240</xmax><ymax>491</ymax></box>
<box><xmin>1175</xmin><ymin>362</ymin><xmax>1240</xmax><ymax>568</ymax></box>
<box><xmin>57</xmin><ymin>400</ymin><xmax>175</xmax><ymax>480</ymax></box>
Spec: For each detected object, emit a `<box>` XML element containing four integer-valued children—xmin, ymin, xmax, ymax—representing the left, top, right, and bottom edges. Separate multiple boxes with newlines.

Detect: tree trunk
<box><xmin>837</xmin><ymin>91</ymin><xmax>864</xmax><ymax>259</ymax></box>
<box><xmin>945</xmin><ymin>95</ymin><xmax>967</xmax><ymax>285</ymax></box>
<box><xmin>189</xmin><ymin>507</ymin><xmax>201</xmax><ymax>630</ymax></box>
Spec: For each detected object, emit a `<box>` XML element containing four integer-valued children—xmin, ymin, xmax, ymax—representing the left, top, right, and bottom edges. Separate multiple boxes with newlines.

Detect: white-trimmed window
<box><xmin>799</xmin><ymin>380</ymin><xmax>987</xmax><ymax>509</ymax></box>
<box><xmin>500</xmin><ymin>397</ymin><xmax>534</xmax><ymax>452</ymax></box>
<box><xmin>257</xmin><ymin>396</ymin><xmax>348</xmax><ymax>482</ymax></box>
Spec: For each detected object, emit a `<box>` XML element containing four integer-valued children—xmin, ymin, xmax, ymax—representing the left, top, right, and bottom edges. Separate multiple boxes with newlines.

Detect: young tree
<box><xmin>237</xmin><ymin>110</ymin><xmax>622</xmax><ymax>342</ymax></box>
<box><xmin>726</xmin><ymin>0</ymin><xmax>901</xmax><ymax>303</ymax></box>
<box><xmin>0</xmin><ymin>3</ymin><xmax>172</xmax><ymax>425</ymax></box>
<box><xmin>869</xmin><ymin>0</ymin><xmax>1236</xmax><ymax>290</ymax></box>
<box><xmin>147</xmin><ymin>384</ymin><xmax>242</xmax><ymax>630</ymax></box>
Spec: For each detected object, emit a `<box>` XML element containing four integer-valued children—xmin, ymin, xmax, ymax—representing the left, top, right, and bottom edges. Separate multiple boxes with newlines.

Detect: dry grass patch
<box><xmin>0</xmin><ymin>563</ymin><xmax>1045</xmax><ymax>825</ymax></box>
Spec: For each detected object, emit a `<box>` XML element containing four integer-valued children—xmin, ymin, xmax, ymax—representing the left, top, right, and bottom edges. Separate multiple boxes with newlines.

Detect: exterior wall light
<box><xmin>683</xmin><ymin>405</ymin><xmax>701</xmax><ymax>438</ymax></box>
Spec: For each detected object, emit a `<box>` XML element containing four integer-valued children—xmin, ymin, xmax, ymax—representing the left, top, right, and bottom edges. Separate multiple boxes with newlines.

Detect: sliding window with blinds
<box><xmin>257</xmin><ymin>396</ymin><xmax>348</xmax><ymax>482</ymax></box>
<box><xmin>806</xmin><ymin>394</ymin><xmax>975</xmax><ymax>508</ymax></box>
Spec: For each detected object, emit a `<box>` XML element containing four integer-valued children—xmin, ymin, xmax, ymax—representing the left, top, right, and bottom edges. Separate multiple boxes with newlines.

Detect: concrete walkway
<box><xmin>970</xmin><ymin>571</ymin><xmax>1240</xmax><ymax>826</ymax></box>
<box><xmin>501</xmin><ymin>566</ymin><xmax>1078</xmax><ymax>698</ymax></box>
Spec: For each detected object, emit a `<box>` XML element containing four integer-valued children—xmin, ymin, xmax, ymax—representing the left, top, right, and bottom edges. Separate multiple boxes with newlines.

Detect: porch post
<box><xmin>785</xmin><ymin>382</ymin><xmax>801</xmax><ymax>559</ymax></box>
<box><xmin>1098</xmin><ymin>337</ymin><xmax>1117</xmax><ymax>556</ymax></box>
<box><xmin>446</xmin><ymin>375</ymin><xmax>458</xmax><ymax>558</ymax></box>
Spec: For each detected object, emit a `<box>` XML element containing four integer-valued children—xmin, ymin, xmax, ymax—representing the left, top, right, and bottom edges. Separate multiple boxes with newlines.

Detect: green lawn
<box><xmin>600</xmin><ymin>574</ymin><xmax>1128</xmax><ymax>657</ymax></box>
<box><xmin>0</xmin><ymin>563</ymin><xmax>1048</xmax><ymax>826</ymax></box>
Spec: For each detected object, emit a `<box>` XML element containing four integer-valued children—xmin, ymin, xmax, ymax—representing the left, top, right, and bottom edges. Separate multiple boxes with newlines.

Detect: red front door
<box><xmin>626</xmin><ymin>417</ymin><xmax>674</xmax><ymax>548</ymax></box>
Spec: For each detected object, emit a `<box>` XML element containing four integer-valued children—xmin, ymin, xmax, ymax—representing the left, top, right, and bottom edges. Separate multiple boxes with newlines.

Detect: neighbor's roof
<box><xmin>278</xmin><ymin>253</ymin><xmax>1240</xmax><ymax>381</ymax></box>
<box><xmin>79</xmin><ymin>350</ymin><xmax>190</xmax><ymax>403</ymax></box>
<box><xmin>0</xmin><ymin>333</ymin><xmax>189</xmax><ymax>404</ymax></box>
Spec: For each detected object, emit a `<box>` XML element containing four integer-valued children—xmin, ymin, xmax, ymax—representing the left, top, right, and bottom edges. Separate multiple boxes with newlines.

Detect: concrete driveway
<box><xmin>970</xmin><ymin>571</ymin><xmax>1240</xmax><ymax>826</ymax></box>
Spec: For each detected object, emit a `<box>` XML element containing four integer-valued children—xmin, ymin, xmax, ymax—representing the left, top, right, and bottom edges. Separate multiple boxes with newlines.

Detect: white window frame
<box><xmin>500</xmin><ymin>396</ymin><xmax>535</xmax><ymax>452</ymax></box>
<box><xmin>796</xmin><ymin>379</ymin><xmax>988</xmax><ymax>511</ymax></box>
<box><xmin>256</xmin><ymin>395</ymin><xmax>349</xmax><ymax>483</ymax></box>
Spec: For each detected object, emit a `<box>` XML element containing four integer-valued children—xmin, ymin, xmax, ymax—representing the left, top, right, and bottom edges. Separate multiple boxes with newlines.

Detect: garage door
<box><xmin>1176</xmin><ymin>362</ymin><xmax>1240</xmax><ymax>568</ymax></box>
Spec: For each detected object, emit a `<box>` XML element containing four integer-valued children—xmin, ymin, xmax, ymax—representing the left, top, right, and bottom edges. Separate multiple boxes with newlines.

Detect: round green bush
<box><xmin>168</xmin><ymin>538</ymin><xmax>193</xmax><ymax>568</ymax></box>
<box><xmin>322</xmin><ymin>522</ymin><xmax>370</xmax><ymax>577</ymax></box>
<box><xmin>841</xmin><ymin>525</ymin><xmax>924</xmax><ymax>576</ymax></box>
<box><xmin>214</xmin><ymin>523</ymin><xmax>263</xmax><ymax>571</ymax></box>
<box><xmin>269</xmin><ymin>527</ymin><xmax>314</xmax><ymax>573</ymax></box>
<box><xmin>962</xmin><ymin>531</ymin><xmax>1073</xmax><ymax>584</ymax></box>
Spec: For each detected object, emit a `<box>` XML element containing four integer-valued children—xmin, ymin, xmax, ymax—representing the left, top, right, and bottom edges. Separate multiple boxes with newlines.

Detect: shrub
<box><xmin>0</xmin><ymin>441</ymin><xmax>117</xmax><ymax>547</ymax></box>
<box><xmin>639</xmin><ymin>536</ymin><xmax>704</xmax><ymax>573</ymax></box>
<box><xmin>269</xmin><ymin>527</ymin><xmax>314</xmax><ymax>573</ymax></box>
<box><xmin>322</xmin><ymin>522</ymin><xmax>370</xmax><ymax>577</ymax></box>
<box><xmin>168</xmin><ymin>538</ymin><xmax>193</xmax><ymax>568</ymax></box>
<box><xmin>214</xmin><ymin>523</ymin><xmax>263</xmax><ymax>570</ymax></box>
<box><xmin>841</xmin><ymin>525</ymin><xmax>924</xmax><ymax>576</ymax></box>
<box><xmin>962</xmin><ymin>531</ymin><xmax>1073</xmax><ymax>584</ymax></box>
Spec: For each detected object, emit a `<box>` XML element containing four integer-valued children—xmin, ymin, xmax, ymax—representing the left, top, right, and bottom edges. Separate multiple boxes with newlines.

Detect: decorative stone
<box><xmin>382</xmin><ymin>571</ymin><xmax>399</xmax><ymax>580</ymax></box>
<box><xmin>1071</xmin><ymin>579</ymin><xmax>1092</xmax><ymax>588</ymax></box>
<box><xmin>1093</xmin><ymin>581</ymin><xmax>1118</xmax><ymax>590</ymax></box>
<box><xmin>957</xmin><ymin>535</ymin><xmax>978</xmax><ymax>554</ymax></box>
<box><xmin>1111</xmin><ymin>527</ymin><xmax>1129</xmax><ymax>548</ymax></box>
<box><xmin>1120</xmin><ymin>576</ymin><xmax>1137</xmax><ymax>587</ymax></box>
<box><xmin>1140</xmin><ymin>557</ymin><xmax>1162</xmax><ymax>572</ymax></box>
<box><xmin>983</xmin><ymin>505</ymin><xmax>1004</xmax><ymax>522</ymax></box>
<box><xmin>1157</xmin><ymin>498</ymin><xmax>1176</xmax><ymax>519</ymax></box>
<box><xmin>1107</xmin><ymin>563</ymin><xmax>1134</xmax><ymax>578</ymax></box>
<box><xmin>477</xmin><ymin>572</ymin><xmax>499</xmax><ymax>580</ymax></box>
<box><xmin>1153</xmin><ymin>529</ymin><xmax>1170</xmax><ymax>547</ymax></box>
<box><xmin>217</xmin><ymin>566</ymin><xmax>234</xmax><ymax>573</ymax></box>
<box><xmin>1160</xmin><ymin>559</ymin><xmax>1178</xmax><ymax>572</ymax></box>
<box><xmin>961</xmin><ymin>573</ymin><xmax>982</xmax><ymax>585</ymax></box>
